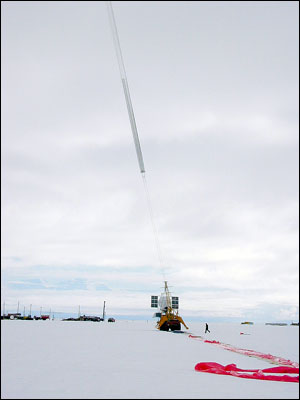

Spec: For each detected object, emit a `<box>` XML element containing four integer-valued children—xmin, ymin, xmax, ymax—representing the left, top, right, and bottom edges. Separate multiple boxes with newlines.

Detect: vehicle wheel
<box><xmin>169</xmin><ymin>321</ymin><xmax>181</xmax><ymax>331</ymax></box>
<box><xmin>159</xmin><ymin>322</ymin><xmax>169</xmax><ymax>331</ymax></box>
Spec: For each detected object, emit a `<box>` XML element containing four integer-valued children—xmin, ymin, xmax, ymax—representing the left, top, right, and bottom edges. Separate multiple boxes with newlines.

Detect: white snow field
<box><xmin>1</xmin><ymin>319</ymin><xmax>299</xmax><ymax>399</ymax></box>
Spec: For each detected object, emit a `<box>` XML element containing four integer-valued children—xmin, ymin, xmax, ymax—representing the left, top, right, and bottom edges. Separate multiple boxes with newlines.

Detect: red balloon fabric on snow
<box><xmin>194</xmin><ymin>362</ymin><xmax>299</xmax><ymax>383</ymax></box>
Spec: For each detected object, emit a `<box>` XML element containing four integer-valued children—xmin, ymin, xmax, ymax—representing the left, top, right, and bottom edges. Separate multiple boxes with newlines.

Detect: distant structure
<box><xmin>62</xmin><ymin>315</ymin><xmax>104</xmax><ymax>322</ymax></box>
<box><xmin>33</xmin><ymin>314</ymin><xmax>50</xmax><ymax>320</ymax></box>
<box><xmin>1</xmin><ymin>303</ymin><xmax>117</xmax><ymax>322</ymax></box>
<box><xmin>1</xmin><ymin>302</ymin><xmax>33</xmax><ymax>320</ymax></box>
<box><xmin>6</xmin><ymin>313</ymin><xmax>22</xmax><ymax>320</ymax></box>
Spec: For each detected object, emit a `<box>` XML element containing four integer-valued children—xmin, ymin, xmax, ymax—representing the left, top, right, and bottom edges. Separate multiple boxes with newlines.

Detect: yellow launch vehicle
<box><xmin>151</xmin><ymin>281</ymin><xmax>189</xmax><ymax>331</ymax></box>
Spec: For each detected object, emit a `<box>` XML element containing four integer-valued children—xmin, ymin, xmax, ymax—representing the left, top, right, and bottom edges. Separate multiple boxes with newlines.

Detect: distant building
<box><xmin>7</xmin><ymin>313</ymin><xmax>22</xmax><ymax>320</ymax></box>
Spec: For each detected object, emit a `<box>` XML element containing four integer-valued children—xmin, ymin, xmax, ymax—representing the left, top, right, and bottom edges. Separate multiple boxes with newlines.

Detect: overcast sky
<box><xmin>1</xmin><ymin>1</ymin><xmax>299</xmax><ymax>321</ymax></box>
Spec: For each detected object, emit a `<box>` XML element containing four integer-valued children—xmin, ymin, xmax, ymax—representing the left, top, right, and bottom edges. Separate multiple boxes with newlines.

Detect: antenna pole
<box><xmin>103</xmin><ymin>301</ymin><xmax>106</xmax><ymax>321</ymax></box>
<box><xmin>164</xmin><ymin>281</ymin><xmax>172</xmax><ymax>309</ymax></box>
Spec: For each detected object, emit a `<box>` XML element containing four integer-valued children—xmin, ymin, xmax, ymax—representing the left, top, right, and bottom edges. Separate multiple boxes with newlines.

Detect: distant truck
<box><xmin>6</xmin><ymin>313</ymin><xmax>22</xmax><ymax>320</ymax></box>
<box><xmin>34</xmin><ymin>315</ymin><xmax>50</xmax><ymax>320</ymax></box>
<box><xmin>79</xmin><ymin>315</ymin><xmax>104</xmax><ymax>322</ymax></box>
<box><xmin>62</xmin><ymin>315</ymin><xmax>104</xmax><ymax>322</ymax></box>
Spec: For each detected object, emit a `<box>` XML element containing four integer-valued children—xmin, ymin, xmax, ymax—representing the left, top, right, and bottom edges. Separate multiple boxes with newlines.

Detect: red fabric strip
<box><xmin>195</xmin><ymin>362</ymin><xmax>299</xmax><ymax>383</ymax></box>
<box><xmin>188</xmin><ymin>335</ymin><xmax>299</xmax><ymax>368</ymax></box>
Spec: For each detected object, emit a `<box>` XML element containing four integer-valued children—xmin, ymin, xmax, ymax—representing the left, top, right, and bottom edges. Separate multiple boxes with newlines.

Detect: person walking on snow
<box><xmin>205</xmin><ymin>323</ymin><xmax>210</xmax><ymax>333</ymax></box>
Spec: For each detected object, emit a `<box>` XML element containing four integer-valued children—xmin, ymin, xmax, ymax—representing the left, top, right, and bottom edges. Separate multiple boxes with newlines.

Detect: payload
<box><xmin>151</xmin><ymin>281</ymin><xmax>188</xmax><ymax>331</ymax></box>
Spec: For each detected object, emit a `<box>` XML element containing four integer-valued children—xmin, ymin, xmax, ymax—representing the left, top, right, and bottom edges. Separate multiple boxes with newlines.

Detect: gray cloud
<box><xmin>1</xmin><ymin>1</ymin><xmax>298</xmax><ymax>321</ymax></box>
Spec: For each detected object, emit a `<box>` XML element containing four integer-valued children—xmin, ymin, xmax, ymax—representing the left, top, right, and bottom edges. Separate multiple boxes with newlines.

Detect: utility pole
<box><xmin>102</xmin><ymin>301</ymin><xmax>106</xmax><ymax>321</ymax></box>
<box><xmin>3</xmin><ymin>301</ymin><xmax>5</xmax><ymax>317</ymax></box>
<box><xmin>29</xmin><ymin>304</ymin><xmax>32</xmax><ymax>317</ymax></box>
<box><xmin>78</xmin><ymin>305</ymin><xmax>81</xmax><ymax>319</ymax></box>
<box><xmin>23</xmin><ymin>306</ymin><xmax>25</xmax><ymax>316</ymax></box>
<box><xmin>40</xmin><ymin>307</ymin><xmax>42</xmax><ymax>317</ymax></box>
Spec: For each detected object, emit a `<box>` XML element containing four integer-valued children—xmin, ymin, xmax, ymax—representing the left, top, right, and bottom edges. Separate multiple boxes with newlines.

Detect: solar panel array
<box><xmin>172</xmin><ymin>297</ymin><xmax>179</xmax><ymax>309</ymax></box>
<box><xmin>151</xmin><ymin>296</ymin><xmax>158</xmax><ymax>308</ymax></box>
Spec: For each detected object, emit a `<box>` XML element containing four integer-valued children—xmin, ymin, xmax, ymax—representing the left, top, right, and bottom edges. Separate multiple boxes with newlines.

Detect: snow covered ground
<box><xmin>1</xmin><ymin>319</ymin><xmax>299</xmax><ymax>399</ymax></box>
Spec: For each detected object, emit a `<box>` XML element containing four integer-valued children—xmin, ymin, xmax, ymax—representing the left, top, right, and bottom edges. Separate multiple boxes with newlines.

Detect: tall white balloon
<box><xmin>106</xmin><ymin>1</ymin><xmax>166</xmax><ymax>278</ymax></box>
<box><xmin>106</xmin><ymin>1</ymin><xmax>145</xmax><ymax>174</ymax></box>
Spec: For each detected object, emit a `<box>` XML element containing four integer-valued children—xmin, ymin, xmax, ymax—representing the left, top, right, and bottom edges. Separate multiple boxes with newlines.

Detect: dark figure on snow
<box><xmin>205</xmin><ymin>323</ymin><xmax>210</xmax><ymax>333</ymax></box>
